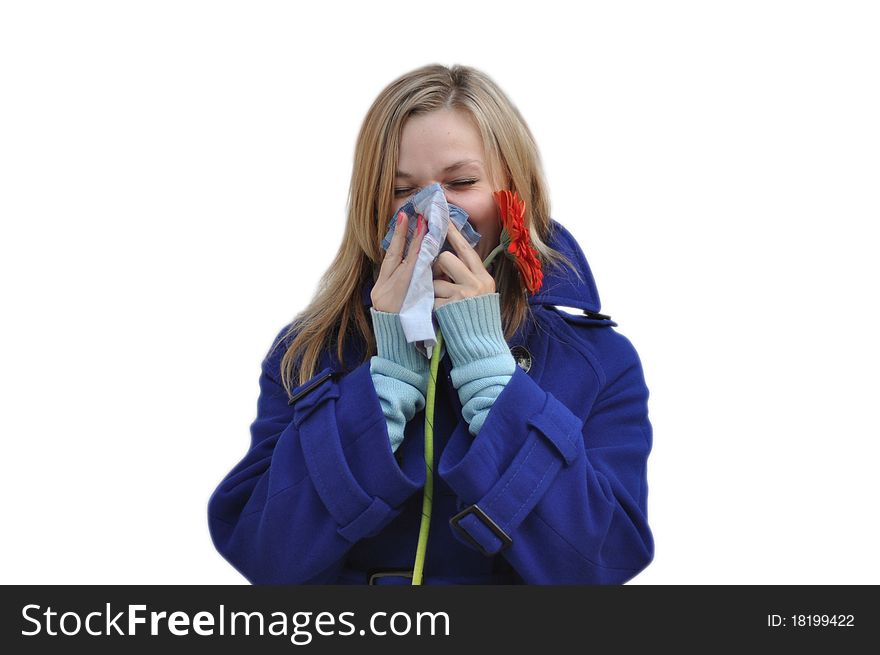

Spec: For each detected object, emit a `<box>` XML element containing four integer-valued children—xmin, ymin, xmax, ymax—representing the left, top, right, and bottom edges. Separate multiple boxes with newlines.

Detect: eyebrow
<box><xmin>395</xmin><ymin>159</ymin><xmax>483</xmax><ymax>180</ymax></box>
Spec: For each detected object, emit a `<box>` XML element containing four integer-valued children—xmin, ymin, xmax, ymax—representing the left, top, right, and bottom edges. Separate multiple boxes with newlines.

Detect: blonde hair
<box><xmin>275</xmin><ymin>63</ymin><xmax>581</xmax><ymax>393</ymax></box>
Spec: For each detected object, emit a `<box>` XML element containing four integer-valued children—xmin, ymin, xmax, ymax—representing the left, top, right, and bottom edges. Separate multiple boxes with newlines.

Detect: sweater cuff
<box><xmin>434</xmin><ymin>293</ymin><xmax>510</xmax><ymax>367</ymax></box>
<box><xmin>370</xmin><ymin>308</ymin><xmax>430</xmax><ymax>375</ymax></box>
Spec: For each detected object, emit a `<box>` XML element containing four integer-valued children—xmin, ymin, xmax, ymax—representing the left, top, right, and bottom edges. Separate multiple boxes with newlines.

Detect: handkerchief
<box><xmin>379</xmin><ymin>182</ymin><xmax>482</xmax><ymax>359</ymax></box>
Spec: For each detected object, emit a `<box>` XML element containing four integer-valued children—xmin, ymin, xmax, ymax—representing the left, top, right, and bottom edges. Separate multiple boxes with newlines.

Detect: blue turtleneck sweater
<box><xmin>369</xmin><ymin>292</ymin><xmax>517</xmax><ymax>452</ymax></box>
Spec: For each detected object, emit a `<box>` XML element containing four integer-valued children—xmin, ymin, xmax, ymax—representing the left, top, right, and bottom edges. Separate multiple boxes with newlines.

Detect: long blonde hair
<box><xmin>275</xmin><ymin>63</ymin><xmax>581</xmax><ymax>394</ymax></box>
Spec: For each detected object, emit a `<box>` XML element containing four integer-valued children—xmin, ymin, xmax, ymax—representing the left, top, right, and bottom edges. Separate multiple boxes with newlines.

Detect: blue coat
<box><xmin>208</xmin><ymin>219</ymin><xmax>654</xmax><ymax>584</ymax></box>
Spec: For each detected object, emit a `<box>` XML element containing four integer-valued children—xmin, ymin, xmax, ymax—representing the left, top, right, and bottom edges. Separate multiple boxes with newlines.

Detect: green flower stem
<box><xmin>411</xmin><ymin>239</ymin><xmax>507</xmax><ymax>585</ymax></box>
<box><xmin>411</xmin><ymin>328</ymin><xmax>443</xmax><ymax>585</ymax></box>
<box><xmin>482</xmin><ymin>241</ymin><xmax>507</xmax><ymax>270</ymax></box>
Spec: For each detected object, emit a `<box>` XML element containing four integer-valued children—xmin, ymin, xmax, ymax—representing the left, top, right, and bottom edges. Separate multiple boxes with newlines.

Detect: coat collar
<box><xmin>361</xmin><ymin>218</ymin><xmax>603</xmax><ymax>314</ymax></box>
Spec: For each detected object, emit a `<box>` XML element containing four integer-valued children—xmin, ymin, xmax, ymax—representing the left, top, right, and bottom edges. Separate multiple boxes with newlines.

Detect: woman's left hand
<box><xmin>432</xmin><ymin>220</ymin><xmax>496</xmax><ymax>310</ymax></box>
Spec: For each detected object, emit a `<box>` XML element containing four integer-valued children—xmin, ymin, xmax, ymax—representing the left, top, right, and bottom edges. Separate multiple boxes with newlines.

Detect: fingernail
<box><xmin>417</xmin><ymin>216</ymin><xmax>424</xmax><ymax>232</ymax></box>
<box><xmin>397</xmin><ymin>212</ymin><xmax>404</xmax><ymax>226</ymax></box>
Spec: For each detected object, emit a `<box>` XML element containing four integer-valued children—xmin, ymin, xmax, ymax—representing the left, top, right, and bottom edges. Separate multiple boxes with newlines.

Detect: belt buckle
<box><xmin>368</xmin><ymin>569</ymin><xmax>414</xmax><ymax>585</ymax></box>
<box><xmin>449</xmin><ymin>504</ymin><xmax>513</xmax><ymax>556</ymax></box>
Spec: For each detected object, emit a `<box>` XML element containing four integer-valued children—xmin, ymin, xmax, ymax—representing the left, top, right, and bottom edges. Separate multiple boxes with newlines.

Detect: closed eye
<box><xmin>394</xmin><ymin>179</ymin><xmax>478</xmax><ymax>197</ymax></box>
<box><xmin>450</xmin><ymin>179</ymin><xmax>478</xmax><ymax>189</ymax></box>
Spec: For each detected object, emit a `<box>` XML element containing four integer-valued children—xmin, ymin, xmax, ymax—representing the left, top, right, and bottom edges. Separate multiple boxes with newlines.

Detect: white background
<box><xmin>1</xmin><ymin>1</ymin><xmax>877</xmax><ymax>584</ymax></box>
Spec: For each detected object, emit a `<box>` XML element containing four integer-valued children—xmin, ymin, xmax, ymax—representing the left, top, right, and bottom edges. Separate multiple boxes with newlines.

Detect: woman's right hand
<box><xmin>371</xmin><ymin>211</ymin><xmax>426</xmax><ymax>313</ymax></box>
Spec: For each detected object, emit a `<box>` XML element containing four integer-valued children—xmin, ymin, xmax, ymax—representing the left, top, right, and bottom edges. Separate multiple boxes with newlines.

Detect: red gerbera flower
<box><xmin>490</xmin><ymin>189</ymin><xmax>544</xmax><ymax>294</ymax></box>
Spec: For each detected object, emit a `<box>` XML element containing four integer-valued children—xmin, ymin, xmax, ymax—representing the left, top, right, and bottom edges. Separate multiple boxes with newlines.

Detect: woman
<box><xmin>207</xmin><ymin>63</ymin><xmax>654</xmax><ymax>585</ymax></box>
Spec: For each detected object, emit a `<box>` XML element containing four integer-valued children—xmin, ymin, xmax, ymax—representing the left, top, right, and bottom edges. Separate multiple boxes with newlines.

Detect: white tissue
<box><xmin>398</xmin><ymin>184</ymin><xmax>451</xmax><ymax>360</ymax></box>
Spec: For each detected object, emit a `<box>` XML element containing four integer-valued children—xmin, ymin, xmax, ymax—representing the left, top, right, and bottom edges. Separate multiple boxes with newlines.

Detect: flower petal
<box><xmin>492</xmin><ymin>188</ymin><xmax>543</xmax><ymax>294</ymax></box>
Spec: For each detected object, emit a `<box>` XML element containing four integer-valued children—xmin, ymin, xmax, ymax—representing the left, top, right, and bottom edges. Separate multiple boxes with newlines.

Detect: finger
<box><xmin>434</xmin><ymin>295</ymin><xmax>452</xmax><ymax>311</ymax></box>
<box><xmin>404</xmin><ymin>214</ymin><xmax>426</xmax><ymax>262</ymax></box>
<box><xmin>431</xmin><ymin>258</ymin><xmax>452</xmax><ymax>283</ymax></box>
<box><xmin>444</xmin><ymin>220</ymin><xmax>483</xmax><ymax>273</ymax></box>
<box><xmin>433</xmin><ymin>250</ymin><xmax>470</xmax><ymax>284</ymax></box>
<box><xmin>398</xmin><ymin>214</ymin><xmax>425</xmax><ymax>270</ymax></box>
<box><xmin>379</xmin><ymin>211</ymin><xmax>408</xmax><ymax>277</ymax></box>
<box><xmin>387</xmin><ymin>211</ymin><xmax>408</xmax><ymax>260</ymax></box>
<box><xmin>432</xmin><ymin>278</ymin><xmax>456</xmax><ymax>298</ymax></box>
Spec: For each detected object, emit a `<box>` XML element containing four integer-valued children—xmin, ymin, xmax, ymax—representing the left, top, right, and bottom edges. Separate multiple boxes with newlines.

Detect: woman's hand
<box><xmin>432</xmin><ymin>220</ymin><xmax>496</xmax><ymax>311</ymax></box>
<box><xmin>371</xmin><ymin>211</ymin><xmax>427</xmax><ymax>313</ymax></box>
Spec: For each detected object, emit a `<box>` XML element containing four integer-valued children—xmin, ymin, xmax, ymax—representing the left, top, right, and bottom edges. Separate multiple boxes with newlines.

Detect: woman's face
<box><xmin>393</xmin><ymin>108</ymin><xmax>504</xmax><ymax>263</ymax></box>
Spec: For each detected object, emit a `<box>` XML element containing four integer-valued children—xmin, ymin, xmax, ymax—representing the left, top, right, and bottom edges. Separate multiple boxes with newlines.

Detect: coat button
<box><xmin>510</xmin><ymin>345</ymin><xmax>532</xmax><ymax>373</ymax></box>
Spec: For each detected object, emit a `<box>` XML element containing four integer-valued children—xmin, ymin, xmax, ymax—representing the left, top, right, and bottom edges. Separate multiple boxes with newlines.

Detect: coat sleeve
<box><xmin>437</xmin><ymin>334</ymin><xmax>654</xmax><ymax>584</ymax></box>
<box><xmin>207</xmin><ymin>329</ymin><xmax>425</xmax><ymax>584</ymax></box>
